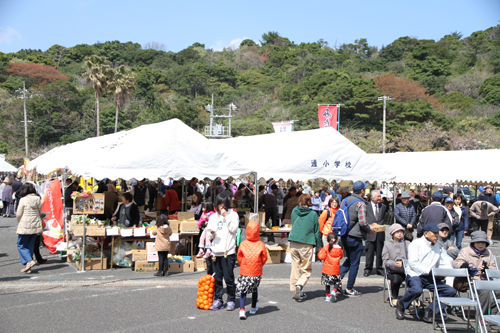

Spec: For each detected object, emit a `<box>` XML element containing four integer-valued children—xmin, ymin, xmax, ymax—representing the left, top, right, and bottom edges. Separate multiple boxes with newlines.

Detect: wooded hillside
<box><xmin>1</xmin><ymin>26</ymin><xmax>500</xmax><ymax>166</ymax></box>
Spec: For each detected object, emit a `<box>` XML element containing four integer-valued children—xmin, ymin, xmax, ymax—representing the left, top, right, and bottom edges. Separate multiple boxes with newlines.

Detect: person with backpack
<box><xmin>336</xmin><ymin>181</ymin><xmax>375</xmax><ymax>297</ymax></box>
<box><xmin>318</xmin><ymin>197</ymin><xmax>340</xmax><ymax>246</ymax></box>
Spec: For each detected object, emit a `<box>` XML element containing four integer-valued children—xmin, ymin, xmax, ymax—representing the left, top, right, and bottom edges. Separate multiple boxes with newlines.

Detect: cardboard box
<box><xmin>168</xmin><ymin>260</ymin><xmax>195</xmax><ymax>273</ymax></box>
<box><xmin>73</xmin><ymin>225</ymin><xmax>106</xmax><ymax>236</ymax></box>
<box><xmin>135</xmin><ymin>260</ymin><xmax>159</xmax><ymax>272</ymax></box>
<box><xmin>266</xmin><ymin>246</ymin><xmax>282</xmax><ymax>264</ymax></box>
<box><xmin>146</xmin><ymin>242</ymin><xmax>158</xmax><ymax>262</ymax></box>
<box><xmin>180</xmin><ymin>221</ymin><xmax>198</xmax><ymax>232</ymax></box>
<box><xmin>260</xmin><ymin>237</ymin><xmax>268</xmax><ymax>243</ymax></box>
<box><xmin>245</xmin><ymin>211</ymin><xmax>266</xmax><ymax>226</ymax></box>
<box><xmin>125</xmin><ymin>250</ymin><xmax>147</xmax><ymax>261</ymax></box>
<box><xmin>169</xmin><ymin>220</ymin><xmax>179</xmax><ymax>233</ymax></box>
<box><xmin>76</xmin><ymin>257</ymin><xmax>107</xmax><ymax>270</ymax></box>
<box><xmin>370</xmin><ymin>223</ymin><xmax>386</xmax><ymax>232</ymax></box>
<box><xmin>177</xmin><ymin>212</ymin><xmax>195</xmax><ymax>221</ymax></box>
<box><xmin>193</xmin><ymin>257</ymin><xmax>207</xmax><ymax>271</ymax></box>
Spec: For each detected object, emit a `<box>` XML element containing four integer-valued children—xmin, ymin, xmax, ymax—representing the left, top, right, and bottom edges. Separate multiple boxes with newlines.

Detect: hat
<box><xmin>444</xmin><ymin>197</ymin><xmax>454</xmax><ymax>203</ymax></box>
<box><xmin>437</xmin><ymin>222</ymin><xmax>449</xmax><ymax>230</ymax></box>
<box><xmin>431</xmin><ymin>192</ymin><xmax>443</xmax><ymax>201</ymax></box>
<box><xmin>130</xmin><ymin>179</ymin><xmax>138</xmax><ymax>186</ymax></box>
<box><xmin>352</xmin><ymin>181</ymin><xmax>369</xmax><ymax>193</ymax></box>
<box><xmin>388</xmin><ymin>223</ymin><xmax>405</xmax><ymax>235</ymax></box>
<box><xmin>401</xmin><ymin>192</ymin><xmax>411</xmax><ymax>199</ymax></box>
<box><xmin>420</xmin><ymin>192</ymin><xmax>427</xmax><ymax>199</ymax></box>
<box><xmin>469</xmin><ymin>231</ymin><xmax>491</xmax><ymax>247</ymax></box>
<box><xmin>484</xmin><ymin>185</ymin><xmax>493</xmax><ymax>190</ymax></box>
<box><xmin>423</xmin><ymin>222</ymin><xmax>441</xmax><ymax>233</ymax></box>
<box><xmin>497</xmin><ymin>190</ymin><xmax>500</xmax><ymax>194</ymax></box>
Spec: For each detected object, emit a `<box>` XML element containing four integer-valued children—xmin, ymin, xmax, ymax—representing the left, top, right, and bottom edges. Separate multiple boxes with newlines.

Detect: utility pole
<box><xmin>15</xmin><ymin>82</ymin><xmax>32</xmax><ymax>158</ymax></box>
<box><xmin>377</xmin><ymin>96</ymin><xmax>394</xmax><ymax>154</ymax></box>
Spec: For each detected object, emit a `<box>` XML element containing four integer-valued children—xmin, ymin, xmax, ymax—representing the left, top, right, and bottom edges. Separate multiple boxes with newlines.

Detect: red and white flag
<box><xmin>318</xmin><ymin>105</ymin><xmax>338</xmax><ymax>129</ymax></box>
<box><xmin>41</xmin><ymin>179</ymin><xmax>64</xmax><ymax>254</ymax></box>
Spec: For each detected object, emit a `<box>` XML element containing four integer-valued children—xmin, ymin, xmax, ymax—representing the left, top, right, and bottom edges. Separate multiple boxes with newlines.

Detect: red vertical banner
<box><xmin>318</xmin><ymin>105</ymin><xmax>338</xmax><ymax>129</ymax></box>
<box><xmin>41</xmin><ymin>179</ymin><xmax>64</xmax><ymax>254</ymax></box>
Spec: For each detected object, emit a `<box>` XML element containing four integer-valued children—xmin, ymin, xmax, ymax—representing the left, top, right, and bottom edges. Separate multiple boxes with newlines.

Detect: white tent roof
<box><xmin>370</xmin><ymin>149</ymin><xmax>500</xmax><ymax>185</ymax></box>
<box><xmin>30</xmin><ymin>119</ymin><xmax>252</xmax><ymax>180</ymax></box>
<box><xmin>213</xmin><ymin>127</ymin><xmax>396</xmax><ymax>182</ymax></box>
<box><xmin>0</xmin><ymin>159</ymin><xmax>17</xmax><ymax>172</ymax></box>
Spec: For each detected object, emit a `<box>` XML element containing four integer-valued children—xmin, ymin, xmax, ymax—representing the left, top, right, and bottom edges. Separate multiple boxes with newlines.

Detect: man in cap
<box><xmin>417</xmin><ymin>192</ymin><xmax>453</xmax><ymax>237</ymax></box>
<box><xmin>395</xmin><ymin>222</ymin><xmax>456</xmax><ymax>322</ymax></box>
<box><xmin>339</xmin><ymin>181</ymin><xmax>375</xmax><ymax>297</ymax></box>
<box><xmin>129</xmin><ymin>178</ymin><xmax>149</xmax><ymax>216</ymax></box>
<box><xmin>394</xmin><ymin>192</ymin><xmax>417</xmax><ymax>237</ymax></box>
<box><xmin>470</xmin><ymin>199</ymin><xmax>499</xmax><ymax>240</ymax></box>
<box><xmin>496</xmin><ymin>190</ymin><xmax>500</xmax><ymax>207</ymax></box>
<box><xmin>477</xmin><ymin>185</ymin><xmax>499</xmax><ymax>240</ymax></box>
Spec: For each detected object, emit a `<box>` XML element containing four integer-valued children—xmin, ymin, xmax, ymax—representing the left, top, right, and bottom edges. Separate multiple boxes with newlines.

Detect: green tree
<box><xmin>82</xmin><ymin>55</ymin><xmax>111</xmax><ymax>136</ymax></box>
<box><xmin>240</xmin><ymin>39</ymin><xmax>257</xmax><ymax>48</ymax></box>
<box><xmin>107</xmin><ymin>66</ymin><xmax>136</xmax><ymax>132</ymax></box>
<box><xmin>134</xmin><ymin>67</ymin><xmax>156</xmax><ymax>106</ymax></box>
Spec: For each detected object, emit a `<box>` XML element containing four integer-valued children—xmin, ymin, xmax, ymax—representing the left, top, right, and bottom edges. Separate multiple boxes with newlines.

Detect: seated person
<box><xmin>436</xmin><ymin>223</ymin><xmax>459</xmax><ymax>260</ymax></box>
<box><xmin>382</xmin><ymin>224</ymin><xmax>410</xmax><ymax>306</ymax></box>
<box><xmin>111</xmin><ymin>192</ymin><xmax>140</xmax><ymax>227</ymax></box>
<box><xmin>453</xmin><ymin>231</ymin><xmax>499</xmax><ymax>317</ymax></box>
<box><xmin>396</xmin><ymin>222</ymin><xmax>456</xmax><ymax>323</ymax></box>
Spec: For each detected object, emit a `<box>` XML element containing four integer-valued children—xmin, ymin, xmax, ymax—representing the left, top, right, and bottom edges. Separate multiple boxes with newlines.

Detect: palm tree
<box><xmin>108</xmin><ymin>66</ymin><xmax>135</xmax><ymax>133</ymax></box>
<box><xmin>82</xmin><ymin>55</ymin><xmax>111</xmax><ymax>136</ymax></box>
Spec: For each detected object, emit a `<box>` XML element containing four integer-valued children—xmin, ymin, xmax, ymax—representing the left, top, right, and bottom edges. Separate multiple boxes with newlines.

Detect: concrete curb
<box><xmin>0</xmin><ymin>277</ymin><xmax>384</xmax><ymax>290</ymax></box>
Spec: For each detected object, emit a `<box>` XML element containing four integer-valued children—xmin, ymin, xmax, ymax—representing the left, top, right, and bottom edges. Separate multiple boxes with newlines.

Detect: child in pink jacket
<box><xmin>196</xmin><ymin>202</ymin><xmax>215</xmax><ymax>259</ymax></box>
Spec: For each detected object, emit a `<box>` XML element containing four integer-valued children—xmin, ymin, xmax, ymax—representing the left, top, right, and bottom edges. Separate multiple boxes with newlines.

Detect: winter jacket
<box><xmin>197</xmin><ymin>211</ymin><xmax>214</xmax><ymax>228</ymax></box>
<box><xmin>317</xmin><ymin>244</ymin><xmax>343</xmax><ymax>275</ymax></box>
<box><xmin>237</xmin><ymin>221</ymin><xmax>267</xmax><ymax>276</ymax></box>
<box><xmin>453</xmin><ymin>245</ymin><xmax>497</xmax><ymax>280</ymax></box>
<box><xmin>207</xmin><ymin>209</ymin><xmax>239</xmax><ymax>256</ymax></box>
<box><xmin>311</xmin><ymin>196</ymin><xmax>322</xmax><ymax>211</ymax></box>
<box><xmin>470</xmin><ymin>201</ymin><xmax>499</xmax><ymax>220</ymax></box>
<box><xmin>112</xmin><ymin>202</ymin><xmax>140</xmax><ymax>227</ymax></box>
<box><xmin>152</xmin><ymin>225</ymin><xmax>172</xmax><ymax>252</ymax></box>
<box><xmin>346</xmin><ymin>193</ymin><xmax>371</xmax><ymax>239</ymax></box>
<box><xmin>417</xmin><ymin>202</ymin><xmax>453</xmax><ymax>235</ymax></box>
<box><xmin>2</xmin><ymin>185</ymin><xmax>13</xmax><ymax>203</ymax></box>
<box><xmin>318</xmin><ymin>207</ymin><xmax>338</xmax><ymax>236</ymax></box>
<box><xmin>455</xmin><ymin>205</ymin><xmax>469</xmax><ymax>231</ymax></box>
<box><xmin>477</xmin><ymin>192</ymin><xmax>498</xmax><ymax>207</ymax></box>
<box><xmin>449</xmin><ymin>209</ymin><xmax>460</xmax><ymax>229</ymax></box>
<box><xmin>164</xmin><ymin>189</ymin><xmax>181</xmax><ymax>212</ymax></box>
<box><xmin>436</xmin><ymin>236</ymin><xmax>459</xmax><ymax>259</ymax></box>
<box><xmin>394</xmin><ymin>202</ymin><xmax>417</xmax><ymax>228</ymax></box>
<box><xmin>282</xmin><ymin>196</ymin><xmax>299</xmax><ymax>220</ymax></box>
<box><xmin>0</xmin><ymin>182</ymin><xmax>5</xmax><ymax>201</ymax></box>
<box><xmin>16</xmin><ymin>194</ymin><xmax>43</xmax><ymax>235</ymax></box>
<box><xmin>382</xmin><ymin>238</ymin><xmax>410</xmax><ymax>270</ymax></box>
<box><xmin>289</xmin><ymin>206</ymin><xmax>322</xmax><ymax>248</ymax></box>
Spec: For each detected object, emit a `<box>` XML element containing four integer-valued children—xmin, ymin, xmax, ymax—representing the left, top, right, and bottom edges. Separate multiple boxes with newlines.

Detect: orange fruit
<box><xmin>202</xmin><ymin>295</ymin><xmax>207</xmax><ymax>300</ymax></box>
<box><xmin>208</xmin><ymin>288</ymin><xmax>214</xmax><ymax>293</ymax></box>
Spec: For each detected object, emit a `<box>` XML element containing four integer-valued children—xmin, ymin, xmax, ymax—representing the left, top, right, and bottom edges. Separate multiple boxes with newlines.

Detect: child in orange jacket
<box><xmin>317</xmin><ymin>233</ymin><xmax>343</xmax><ymax>302</ymax></box>
<box><xmin>236</xmin><ymin>221</ymin><xmax>267</xmax><ymax>320</ymax></box>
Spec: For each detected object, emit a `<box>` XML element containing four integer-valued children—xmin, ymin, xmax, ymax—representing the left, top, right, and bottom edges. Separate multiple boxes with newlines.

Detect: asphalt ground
<box><xmin>1</xmin><ymin>216</ymin><xmax>498</xmax><ymax>332</ymax></box>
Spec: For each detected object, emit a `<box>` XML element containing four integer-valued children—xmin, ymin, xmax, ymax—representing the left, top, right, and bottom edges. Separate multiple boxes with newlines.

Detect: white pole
<box><xmin>383</xmin><ymin>97</ymin><xmax>386</xmax><ymax>154</ymax></box>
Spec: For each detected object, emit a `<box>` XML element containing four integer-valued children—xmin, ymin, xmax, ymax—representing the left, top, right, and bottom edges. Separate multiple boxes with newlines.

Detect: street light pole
<box><xmin>16</xmin><ymin>82</ymin><xmax>32</xmax><ymax>158</ymax></box>
<box><xmin>378</xmin><ymin>95</ymin><xmax>394</xmax><ymax>154</ymax></box>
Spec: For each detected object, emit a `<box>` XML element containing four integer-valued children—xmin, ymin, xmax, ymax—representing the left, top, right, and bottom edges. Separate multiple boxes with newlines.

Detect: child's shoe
<box><xmin>331</xmin><ymin>292</ymin><xmax>337</xmax><ymax>303</ymax></box>
<box><xmin>239</xmin><ymin>308</ymin><xmax>246</xmax><ymax>320</ymax></box>
<box><xmin>226</xmin><ymin>301</ymin><xmax>235</xmax><ymax>311</ymax></box>
<box><xmin>325</xmin><ymin>295</ymin><xmax>331</xmax><ymax>302</ymax></box>
<box><xmin>203</xmin><ymin>249</ymin><xmax>212</xmax><ymax>259</ymax></box>
<box><xmin>209</xmin><ymin>299</ymin><xmax>224</xmax><ymax>311</ymax></box>
<box><xmin>249</xmin><ymin>304</ymin><xmax>258</xmax><ymax>314</ymax></box>
<box><xmin>196</xmin><ymin>249</ymin><xmax>205</xmax><ymax>258</ymax></box>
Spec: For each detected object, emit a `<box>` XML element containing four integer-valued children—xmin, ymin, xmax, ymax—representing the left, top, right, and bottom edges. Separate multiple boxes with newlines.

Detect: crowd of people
<box><xmin>3</xmin><ymin>172</ymin><xmax>500</xmax><ymax>322</ymax></box>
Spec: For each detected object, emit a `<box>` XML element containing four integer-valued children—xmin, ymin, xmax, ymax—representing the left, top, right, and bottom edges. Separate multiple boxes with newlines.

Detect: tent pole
<box><xmin>253</xmin><ymin>172</ymin><xmax>258</xmax><ymax>215</ymax></box>
<box><xmin>182</xmin><ymin>179</ymin><xmax>186</xmax><ymax>211</ymax></box>
<box><xmin>393</xmin><ymin>183</ymin><xmax>397</xmax><ymax>225</ymax></box>
<box><xmin>81</xmin><ymin>213</ymin><xmax>86</xmax><ymax>272</ymax></box>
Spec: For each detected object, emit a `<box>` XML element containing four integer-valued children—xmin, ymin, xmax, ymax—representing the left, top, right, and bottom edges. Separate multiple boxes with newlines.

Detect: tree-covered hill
<box><xmin>1</xmin><ymin>26</ymin><xmax>500</xmax><ymax>166</ymax></box>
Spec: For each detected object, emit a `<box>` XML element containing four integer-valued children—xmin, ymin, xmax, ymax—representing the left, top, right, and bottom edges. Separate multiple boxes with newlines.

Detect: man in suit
<box><xmin>364</xmin><ymin>190</ymin><xmax>386</xmax><ymax>276</ymax></box>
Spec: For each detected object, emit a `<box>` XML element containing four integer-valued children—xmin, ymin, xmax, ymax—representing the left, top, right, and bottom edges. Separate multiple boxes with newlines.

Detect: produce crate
<box><xmin>75</xmin><ymin>257</ymin><xmax>107</xmax><ymax>270</ymax></box>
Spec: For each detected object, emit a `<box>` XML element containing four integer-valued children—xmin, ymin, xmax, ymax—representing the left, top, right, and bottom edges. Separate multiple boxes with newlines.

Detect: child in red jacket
<box><xmin>236</xmin><ymin>221</ymin><xmax>267</xmax><ymax>320</ymax></box>
<box><xmin>317</xmin><ymin>233</ymin><xmax>343</xmax><ymax>302</ymax></box>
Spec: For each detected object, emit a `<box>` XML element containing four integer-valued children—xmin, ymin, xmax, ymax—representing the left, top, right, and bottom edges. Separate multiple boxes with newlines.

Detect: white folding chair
<box><xmin>473</xmin><ymin>280</ymin><xmax>500</xmax><ymax>333</ymax></box>
<box><xmin>383</xmin><ymin>265</ymin><xmax>395</xmax><ymax>306</ymax></box>
<box><xmin>493</xmin><ymin>255</ymin><xmax>498</xmax><ymax>271</ymax></box>
<box><xmin>486</xmin><ymin>269</ymin><xmax>500</xmax><ymax>280</ymax></box>
<box><xmin>431</xmin><ymin>267</ymin><xmax>478</xmax><ymax>333</ymax></box>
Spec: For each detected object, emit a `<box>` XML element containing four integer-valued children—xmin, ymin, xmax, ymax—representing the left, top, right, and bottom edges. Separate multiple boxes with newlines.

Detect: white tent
<box><xmin>30</xmin><ymin>119</ymin><xmax>252</xmax><ymax>180</ymax></box>
<box><xmin>213</xmin><ymin>127</ymin><xmax>396</xmax><ymax>182</ymax></box>
<box><xmin>0</xmin><ymin>158</ymin><xmax>17</xmax><ymax>172</ymax></box>
<box><xmin>370</xmin><ymin>149</ymin><xmax>500</xmax><ymax>185</ymax></box>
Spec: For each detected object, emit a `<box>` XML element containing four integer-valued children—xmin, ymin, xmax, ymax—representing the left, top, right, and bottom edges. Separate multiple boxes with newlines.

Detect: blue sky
<box><xmin>0</xmin><ymin>0</ymin><xmax>499</xmax><ymax>54</ymax></box>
